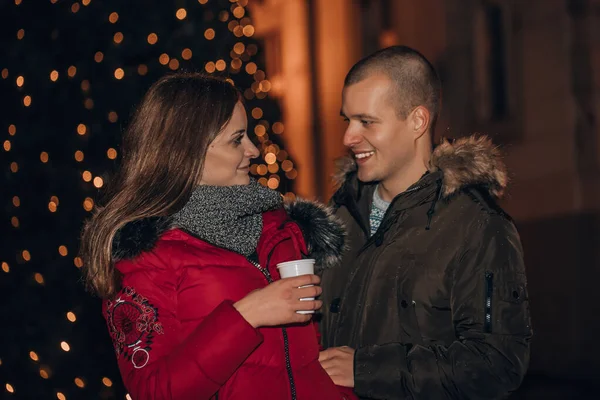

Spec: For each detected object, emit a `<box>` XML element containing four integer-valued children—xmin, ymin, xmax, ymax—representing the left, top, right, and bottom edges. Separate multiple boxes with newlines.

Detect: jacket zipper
<box><xmin>248</xmin><ymin>258</ymin><xmax>297</xmax><ymax>400</ymax></box>
<box><xmin>484</xmin><ymin>271</ymin><xmax>494</xmax><ymax>333</ymax></box>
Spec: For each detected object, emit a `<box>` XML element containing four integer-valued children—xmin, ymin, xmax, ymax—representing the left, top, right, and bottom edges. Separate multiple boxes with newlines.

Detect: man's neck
<box><xmin>377</xmin><ymin>160</ymin><xmax>429</xmax><ymax>202</ymax></box>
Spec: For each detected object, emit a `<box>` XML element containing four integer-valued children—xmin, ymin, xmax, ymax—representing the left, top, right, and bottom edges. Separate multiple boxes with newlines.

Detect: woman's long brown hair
<box><xmin>80</xmin><ymin>73</ymin><xmax>240</xmax><ymax>298</ymax></box>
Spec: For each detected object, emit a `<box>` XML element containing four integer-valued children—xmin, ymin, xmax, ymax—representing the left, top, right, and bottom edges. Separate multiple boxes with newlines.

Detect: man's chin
<box><xmin>357</xmin><ymin>169</ymin><xmax>378</xmax><ymax>184</ymax></box>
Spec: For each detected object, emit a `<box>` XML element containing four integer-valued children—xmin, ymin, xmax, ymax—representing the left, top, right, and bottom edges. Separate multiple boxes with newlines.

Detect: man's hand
<box><xmin>318</xmin><ymin>346</ymin><xmax>355</xmax><ymax>387</ymax></box>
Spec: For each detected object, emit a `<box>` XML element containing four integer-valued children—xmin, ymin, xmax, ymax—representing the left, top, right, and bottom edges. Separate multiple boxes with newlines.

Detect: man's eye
<box><xmin>361</xmin><ymin>120</ymin><xmax>372</xmax><ymax>126</ymax></box>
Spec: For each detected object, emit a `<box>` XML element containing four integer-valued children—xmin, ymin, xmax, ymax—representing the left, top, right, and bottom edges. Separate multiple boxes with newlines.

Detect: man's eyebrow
<box><xmin>341</xmin><ymin>112</ymin><xmax>380</xmax><ymax>120</ymax></box>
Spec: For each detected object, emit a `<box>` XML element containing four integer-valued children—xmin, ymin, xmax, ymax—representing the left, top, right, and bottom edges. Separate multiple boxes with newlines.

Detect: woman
<box><xmin>80</xmin><ymin>73</ymin><xmax>352</xmax><ymax>399</ymax></box>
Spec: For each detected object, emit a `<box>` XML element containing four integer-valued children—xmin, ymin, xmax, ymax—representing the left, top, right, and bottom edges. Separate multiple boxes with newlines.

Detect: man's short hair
<box><xmin>344</xmin><ymin>45</ymin><xmax>441</xmax><ymax>133</ymax></box>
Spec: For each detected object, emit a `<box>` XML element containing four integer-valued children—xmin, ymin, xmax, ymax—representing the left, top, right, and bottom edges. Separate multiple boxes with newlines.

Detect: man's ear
<box><xmin>409</xmin><ymin>106</ymin><xmax>430</xmax><ymax>139</ymax></box>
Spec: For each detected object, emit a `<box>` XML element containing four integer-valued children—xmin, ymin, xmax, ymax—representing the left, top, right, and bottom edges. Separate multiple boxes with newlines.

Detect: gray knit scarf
<box><xmin>171</xmin><ymin>180</ymin><xmax>283</xmax><ymax>256</ymax></box>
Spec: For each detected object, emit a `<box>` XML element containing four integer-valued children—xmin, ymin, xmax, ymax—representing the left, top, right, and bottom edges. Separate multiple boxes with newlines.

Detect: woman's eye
<box><xmin>234</xmin><ymin>136</ymin><xmax>243</xmax><ymax>145</ymax></box>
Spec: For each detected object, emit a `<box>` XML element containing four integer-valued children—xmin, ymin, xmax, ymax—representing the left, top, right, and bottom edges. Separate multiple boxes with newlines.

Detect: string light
<box><xmin>147</xmin><ymin>33</ymin><xmax>158</xmax><ymax>45</ymax></box>
<box><xmin>204</xmin><ymin>28</ymin><xmax>215</xmax><ymax>40</ymax></box>
<box><xmin>3</xmin><ymin>2</ymin><xmax>293</xmax><ymax>397</ymax></box>
<box><xmin>176</xmin><ymin>8</ymin><xmax>187</xmax><ymax>20</ymax></box>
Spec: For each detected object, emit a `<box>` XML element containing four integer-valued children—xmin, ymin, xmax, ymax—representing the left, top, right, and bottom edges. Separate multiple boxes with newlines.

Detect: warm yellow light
<box><xmin>181</xmin><ymin>48</ymin><xmax>192</xmax><ymax>60</ymax></box>
<box><xmin>243</xmin><ymin>25</ymin><xmax>255</xmax><ymax>37</ymax></box>
<box><xmin>215</xmin><ymin>60</ymin><xmax>226</xmax><ymax>71</ymax></box>
<box><xmin>254</xmin><ymin>125</ymin><xmax>266</xmax><ymax>136</ymax></box>
<box><xmin>273</xmin><ymin>122</ymin><xmax>284</xmax><ymax>134</ymax></box>
<box><xmin>233</xmin><ymin>25</ymin><xmax>244</xmax><ymax>37</ymax></box>
<box><xmin>176</xmin><ymin>8</ymin><xmax>187</xmax><ymax>20</ymax></box>
<box><xmin>16</xmin><ymin>76</ymin><xmax>24</xmax><ymax>87</ymax></box>
<box><xmin>1</xmin><ymin>262</ymin><xmax>9</xmax><ymax>273</ymax></box>
<box><xmin>137</xmin><ymin>64</ymin><xmax>148</xmax><ymax>76</ymax></box>
<box><xmin>286</xmin><ymin>169</ymin><xmax>298</xmax><ymax>180</ymax></box>
<box><xmin>114</xmin><ymin>68</ymin><xmax>124</xmax><ymax>80</ymax></box>
<box><xmin>68</xmin><ymin>65</ymin><xmax>77</xmax><ymax>77</ymax></box>
<box><xmin>93</xmin><ymin>177</ymin><xmax>104</xmax><ymax>188</ymax></box>
<box><xmin>74</xmin><ymin>150</ymin><xmax>84</xmax><ymax>162</ymax></box>
<box><xmin>71</xmin><ymin>2</ymin><xmax>80</xmax><ymax>13</ymax></box>
<box><xmin>77</xmin><ymin>124</ymin><xmax>87</xmax><ymax>135</ymax></box>
<box><xmin>34</xmin><ymin>273</ymin><xmax>44</xmax><ymax>284</ymax></box>
<box><xmin>82</xmin><ymin>171</ymin><xmax>92</xmax><ymax>182</ymax></box>
<box><xmin>57</xmin><ymin>392</ymin><xmax>66</xmax><ymax>400</ymax></box>
<box><xmin>48</xmin><ymin>202</ymin><xmax>57</xmax><ymax>212</ymax></box>
<box><xmin>282</xmin><ymin>160</ymin><xmax>293</xmax><ymax>172</ymax></box>
<box><xmin>15</xmin><ymin>0</ymin><xmax>22</xmax><ymax>5</ymax></box>
<box><xmin>40</xmin><ymin>368</ymin><xmax>49</xmax><ymax>379</ymax></box>
<box><xmin>74</xmin><ymin>377</ymin><xmax>85</xmax><ymax>388</ymax></box>
<box><xmin>81</xmin><ymin>80</ymin><xmax>91</xmax><ymax>91</ymax></box>
<box><xmin>23</xmin><ymin>95</ymin><xmax>31</xmax><ymax>107</ymax></box>
<box><xmin>159</xmin><ymin>54</ymin><xmax>170</xmax><ymax>65</ymax></box>
<box><xmin>259</xmin><ymin>80</ymin><xmax>272</xmax><ymax>92</ymax></box>
<box><xmin>268</xmin><ymin>163</ymin><xmax>279</xmax><ymax>173</ymax></box>
<box><xmin>233</xmin><ymin>42</ymin><xmax>245</xmax><ymax>55</ymax></box>
<box><xmin>109</xmin><ymin>12</ymin><xmax>119</xmax><ymax>23</ymax></box>
<box><xmin>83</xmin><ymin>197</ymin><xmax>94</xmax><ymax>211</ymax></box>
<box><xmin>231</xmin><ymin>59</ymin><xmax>242</xmax><ymax>69</ymax></box>
<box><xmin>59</xmin><ymin>246</ymin><xmax>68</xmax><ymax>256</ymax></box>
<box><xmin>267</xmin><ymin>177</ymin><xmax>279</xmax><ymax>190</ymax></box>
<box><xmin>108</xmin><ymin>111</ymin><xmax>118</xmax><ymax>123</ymax></box>
<box><xmin>8</xmin><ymin>124</ymin><xmax>16</xmax><ymax>135</ymax></box>
<box><xmin>10</xmin><ymin>162</ymin><xmax>19</xmax><ymax>173</ymax></box>
<box><xmin>102</xmin><ymin>377</ymin><xmax>113</xmax><ymax>387</ymax></box>
<box><xmin>74</xmin><ymin>256</ymin><xmax>84</xmax><ymax>268</ymax></box>
<box><xmin>3</xmin><ymin>140</ymin><xmax>10</xmax><ymax>151</ymax></box>
<box><xmin>82</xmin><ymin>0</ymin><xmax>91</xmax><ymax>5</ymax></box>
<box><xmin>147</xmin><ymin>33</ymin><xmax>158</xmax><ymax>45</ymax></box>
<box><xmin>113</xmin><ymin>32</ymin><xmax>124</xmax><ymax>44</ymax></box>
<box><xmin>94</xmin><ymin>52</ymin><xmax>104</xmax><ymax>63</ymax></box>
<box><xmin>67</xmin><ymin>311</ymin><xmax>77</xmax><ymax>322</ymax></box>
<box><xmin>219</xmin><ymin>11</ymin><xmax>229</xmax><ymax>22</ymax></box>
<box><xmin>107</xmin><ymin>148</ymin><xmax>117</xmax><ymax>159</ymax></box>
<box><xmin>168</xmin><ymin>59</ymin><xmax>180</xmax><ymax>70</ymax></box>
<box><xmin>228</xmin><ymin>21</ymin><xmax>238</xmax><ymax>32</ymax></box>
<box><xmin>232</xmin><ymin>6</ymin><xmax>245</xmax><ymax>18</ymax></box>
<box><xmin>258</xmin><ymin>177</ymin><xmax>268</xmax><ymax>186</ymax></box>
<box><xmin>204</xmin><ymin>28</ymin><xmax>215</xmax><ymax>40</ymax></box>
<box><xmin>265</xmin><ymin>153</ymin><xmax>277</xmax><ymax>165</ymax></box>
<box><xmin>12</xmin><ymin>196</ymin><xmax>20</xmax><ymax>207</ymax></box>
<box><xmin>198</xmin><ymin>0</ymin><xmax>208</xmax><ymax>4</ymax></box>
<box><xmin>40</xmin><ymin>152</ymin><xmax>49</xmax><ymax>163</ymax></box>
<box><xmin>257</xmin><ymin>165</ymin><xmax>268</xmax><ymax>176</ymax></box>
<box><xmin>245</xmin><ymin>62</ymin><xmax>257</xmax><ymax>75</ymax></box>
<box><xmin>205</xmin><ymin>62</ymin><xmax>216</xmax><ymax>73</ymax></box>
<box><xmin>84</xmin><ymin>99</ymin><xmax>94</xmax><ymax>109</ymax></box>
<box><xmin>251</xmin><ymin>108</ymin><xmax>263</xmax><ymax>119</ymax></box>
<box><xmin>6</xmin><ymin>383</ymin><xmax>15</xmax><ymax>393</ymax></box>
<box><xmin>11</xmin><ymin>216</ymin><xmax>19</xmax><ymax>228</ymax></box>
<box><xmin>29</xmin><ymin>351</ymin><xmax>39</xmax><ymax>361</ymax></box>
<box><xmin>61</xmin><ymin>342</ymin><xmax>71</xmax><ymax>352</ymax></box>
<box><xmin>50</xmin><ymin>70</ymin><xmax>59</xmax><ymax>81</ymax></box>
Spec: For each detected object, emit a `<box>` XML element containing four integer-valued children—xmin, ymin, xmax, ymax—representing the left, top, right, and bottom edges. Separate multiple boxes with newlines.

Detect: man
<box><xmin>318</xmin><ymin>46</ymin><xmax>532</xmax><ymax>399</ymax></box>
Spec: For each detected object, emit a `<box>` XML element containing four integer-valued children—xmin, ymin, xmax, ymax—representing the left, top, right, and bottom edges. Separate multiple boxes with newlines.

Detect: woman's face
<box><xmin>199</xmin><ymin>101</ymin><xmax>259</xmax><ymax>186</ymax></box>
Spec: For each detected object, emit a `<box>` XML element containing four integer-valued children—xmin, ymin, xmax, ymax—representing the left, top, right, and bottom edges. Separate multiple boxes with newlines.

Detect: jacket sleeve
<box><xmin>353</xmin><ymin>215</ymin><xmax>532</xmax><ymax>400</ymax></box>
<box><xmin>104</xmin><ymin>264</ymin><xmax>263</xmax><ymax>400</ymax></box>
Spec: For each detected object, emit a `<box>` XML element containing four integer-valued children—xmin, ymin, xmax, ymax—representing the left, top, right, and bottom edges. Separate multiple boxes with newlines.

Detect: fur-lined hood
<box><xmin>333</xmin><ymin>134</ymin><xmax>507</xmax><ymax>199</ymax></box>
<box><xmin>112</xmin><ymin>199</ymin><xmax>345</xmax><ymax>270</ymax></box>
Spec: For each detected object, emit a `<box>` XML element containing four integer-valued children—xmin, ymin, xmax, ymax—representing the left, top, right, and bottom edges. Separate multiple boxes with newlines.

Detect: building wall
<box><xmin>252</xmin><ymin>0</ymin><xmax>600</xmax><ymax>378</ymax></box>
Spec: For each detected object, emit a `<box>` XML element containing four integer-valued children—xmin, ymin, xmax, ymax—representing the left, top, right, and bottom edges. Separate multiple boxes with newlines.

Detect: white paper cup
<box><xmin>277</xmin><ymin>259</ymin><xmax>316</xmax><ymax>314</ymax></box>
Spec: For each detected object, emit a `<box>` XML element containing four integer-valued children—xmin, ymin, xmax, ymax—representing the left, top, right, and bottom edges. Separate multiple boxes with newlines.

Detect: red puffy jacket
<box><xmin>104</xmin><ymin>202</ymin><xmax>358</xmax><ymax>400</ymax></box>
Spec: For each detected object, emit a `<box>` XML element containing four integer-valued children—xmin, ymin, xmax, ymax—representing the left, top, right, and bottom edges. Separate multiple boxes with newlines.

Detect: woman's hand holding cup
<box><xmin>234</xmin><ymin>272</ymin><xmax>322</xmax><ymax>328</ymax></box>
